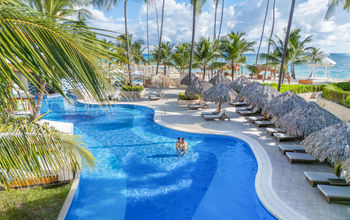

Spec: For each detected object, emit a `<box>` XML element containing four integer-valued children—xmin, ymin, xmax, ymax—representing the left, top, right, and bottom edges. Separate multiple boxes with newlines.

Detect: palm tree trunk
<box><xmin>188</xmin><ymin>0</ymin><xmax>197</xmax><ymax>86</ymax></box>
<box><xmin>213</xmin><ymin>0</ymin><xmax>219</xmax><ymax>40</ymax></box>
<box><xmin>255</xmin><ymin>0</ymin><xmax>270</xmax><ymax>67</ymax></box>
<box><xmin>231</xmin><ymin>60</ymin><xmax>234</xmax><ymax>80</ymax></box>
<box><xmin>277</xmin><ymin>0</ymin><xmax>296</xmax><ymax>92</ymax></box>
<box><xmin>124</xmin><ymin>0</ymin><xmax>132</xmax><ymax>84</ymax></box>
<box><xmin>33</xmin><ymin>80</ymin><xmax>46</xmax><ymax>120</ymax></box>
<box><xmin>155</xmin><ymin>0</ymin><xmax>160</xmax><ymax>42</ymax></box>
<box><xmin>156</xmin><ymin>0</ymin><xmax>165</xmax><ymax>75</ymax></box>
<box><xmin>203</xmin><ymin>66</ymin><xmax>206</xmax><ymax>79</ymax></box>
<box><xmin>217</xmin><ymin>0</ymin><xmax>224</xmax><ymax>39</ymax></box>
<box><xmin>292</xmin><ymin>63</ymin><xmax>295</xmax><ymax>79</ymax></box>
<box><xmin>263</xmin><ymin>0</ymin><xmax>275</xmax><ymax>82</ymax></box>
<box><xmin>164</xmin><ymin>64</ymin><xmax>167</xmax><ymax>75</ymax></box>
<box><xmin>147</xmin><ymin>1</ymin><xmax>150</xmax><ymax>64</ymax></box>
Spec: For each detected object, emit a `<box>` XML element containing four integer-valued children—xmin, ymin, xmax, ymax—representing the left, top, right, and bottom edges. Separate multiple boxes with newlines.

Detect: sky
<box><xmin>81</xmin><ymin>0</ymin><xmax>350</xmax><ymax>53</ymax></box>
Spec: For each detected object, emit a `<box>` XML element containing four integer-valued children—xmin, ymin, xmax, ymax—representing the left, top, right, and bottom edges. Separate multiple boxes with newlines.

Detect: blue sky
<box><xmin>82</xmin><ymin>0</ymin><xmax>350</xmax><ymax>53</ymax></box>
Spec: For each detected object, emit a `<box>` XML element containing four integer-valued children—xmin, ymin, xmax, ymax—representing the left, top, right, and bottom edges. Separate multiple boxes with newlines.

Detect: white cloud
<box><xmin>84</xmin><ymin>0</ymin><xmax>350</xmax><ymax>53</ymax></box>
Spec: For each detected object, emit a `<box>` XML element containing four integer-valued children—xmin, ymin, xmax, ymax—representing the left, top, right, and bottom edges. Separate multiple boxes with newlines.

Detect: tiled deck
<box><xmin>120</xmin><ymin>88</ymin><xmax>350</xmax><ymax>220</ymax></box>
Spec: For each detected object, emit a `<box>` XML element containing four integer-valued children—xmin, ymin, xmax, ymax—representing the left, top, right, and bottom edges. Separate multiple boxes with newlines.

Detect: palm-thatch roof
<box><xmin>262</xmin><ymin>91</ymin><xmax>307</xmax><ymax>118</ymax></box>
<box><xmin>238</xmin><ymin>82</ymin><xmax>264</xmax><ymax>102</ymax></box>
<box><xmin>185</xmin><ymin>77</ymin><xmax>212</xmax><ymax>96</ymax></box>
<box><xmin>229</xmin><ymin>76</ymin><xmax>251</xmax><ymax>92</ymax></box>
<box><xmin>180</xmin><ymin>74</ymin><xmax>199</xmax><ymax>85</ymax></box>
<box><xmin>246</xmin><ymin>85</ymin><xmax>280</xmax><ymax>109</ymax></box>
<box><xmin>209</xmin><ymin>74</ymin><xmax>231</xmax><ymax>85</ymax></box>
<box><xmin>202</xmin><ymin>83</ymin><xmax>238</xmax><ymax>103</ymax></box>
<box><xmin>301</xmin><ymin>122</ymin><xmax>350</xmax><ymax>165</ymax></box>
<box><xmin>151</xmin><ymin>74</ymin><xmax>174</xmax><ymax>88</ymax></box>
<box><xmin>275</xmin><ymin>102</ymin><xmax>342</xmax><ymax>138</ymax></box>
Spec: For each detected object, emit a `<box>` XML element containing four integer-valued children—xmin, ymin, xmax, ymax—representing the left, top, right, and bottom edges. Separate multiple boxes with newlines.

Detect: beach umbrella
<box><xmin>301</xmin><ymin>122</ymin><xmax>350</xmax><ymax>165</ymax></box>
<box><xmin>209</xmin><ymin>74</ymin><xmax>231</xmax><ymax>85</ymax></box>
<box><xmin>246</xmin><ymin>85</ymin><xmax>280</xmax><ymax>109</ymax></box>
<box><xmin>275</xmin><ymin>102</ymin><xmax>341</xmax><ymax>138</ymax></box>
<box><xmin>238</xmin><ymin>82</ymin><xmax>263</xmax><ymax>102</ymax></box>
<box><xmin>262</xmin><ymin>91</ymin><xmax>307</xmax><ymax>118</ymax></box>
<box><xmin>180</xmin><ymin>74</ymin><xmax>198</xmax><ymax>85</ymax></box>
<box><xmin>229</xmin><ymin>76</ymin><xmax>251</xmax><ymax>92</ymax></box>
<box><xmin>185</xmin><ymin>77</ymin><xmax>212</xmax><ymax>96</ymax></box>
<box><xmin>202</xmin><ymin>83</ymin><xmax>238</xmax><ymax>112</ymax></box>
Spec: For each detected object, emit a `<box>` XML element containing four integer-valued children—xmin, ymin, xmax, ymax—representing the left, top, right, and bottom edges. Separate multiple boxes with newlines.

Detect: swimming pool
<box><xmin>41</xmin><ymin>97</ymin><xmax>275</xmax><ymax>220</ymax></box>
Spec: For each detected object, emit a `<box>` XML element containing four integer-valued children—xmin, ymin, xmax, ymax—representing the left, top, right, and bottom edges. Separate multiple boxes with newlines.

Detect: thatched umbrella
<box><xmin>229</xmin><ymin>76</ymin><xmax>251</xmax><ymax>92</ymax></box>
<box><xmin>202</xmin><ymin>83</ymin><xmax>238</xmax><ymax>112</ymax></box>
<box><xmin>180</xmin><ymin>74</ymin><xmax>198</xmax><ymax>85</ymax></box>
<box><xmin>238</xmin><ymin>82</ymin><xmax>263</xmax><ymax>102</ymax></box>
<box><xmin>209</xmin><ymin>74</ymin><xmax>231</xmax><ymax>85</ymax></box>
<box><xmin>246</xmin><ymin>85</ymin><xmax>280</xmax><ymax>109</ymax></box>
<box><xmin>151</xmin><ymin>74</ymin><xmax>174</xmax><ymax>94</ymax></box>
<box><xmin>262</xmin><ymin>91</ymin><xmax>307</xmax><ymax>118</ymax></box>
<box><xmin>185</xmin><ymin>78</ymin><xmax>212</xmax><ymax>96</ymax></box>
<box><xmin>275</xmin><ymin>102</ymin><xmax>342</xmax><ymax>138</ymax></box>
<box><xmin>301</xmin><ymin>122</ymin><xmax>350</xmax><ymax>165</ymax></box>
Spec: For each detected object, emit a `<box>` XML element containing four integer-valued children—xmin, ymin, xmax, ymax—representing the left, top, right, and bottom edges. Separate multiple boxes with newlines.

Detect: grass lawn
<box><xmin>0</xmin><ymin>183</ymin><xmax>72</xmax><ymax>220</ymax></box>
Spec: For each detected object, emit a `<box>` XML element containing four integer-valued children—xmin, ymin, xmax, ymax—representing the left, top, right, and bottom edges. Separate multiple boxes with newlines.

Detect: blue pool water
<box><xmin>41</xmin><ymin>97</ymin><xmax>275</xmax><ymax>220</ymax></box>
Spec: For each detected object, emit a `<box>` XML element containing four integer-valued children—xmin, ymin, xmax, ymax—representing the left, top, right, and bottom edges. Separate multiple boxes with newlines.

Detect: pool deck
<box><xmin>117</xmin><ymin>88</ymin><xmax>350</xmax><ymax>220</ymax></box>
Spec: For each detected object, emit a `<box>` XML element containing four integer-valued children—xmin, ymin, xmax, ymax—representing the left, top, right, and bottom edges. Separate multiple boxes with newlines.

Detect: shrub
<box><xmin>263</xmin><ymin>83</ymin><xmax>325</xmax><ymax>94</ymax></box>
<box><xmin>121</xmin><ymin>85</ymin><xmax>144</xmax><ymax>91</ymax></box>
<box><xmin>322</xmin><ymin>82</ymin><xmax>350</xmax><ymax>108</ymax></box>
<box><xmin>178</xmin><ymin>92</ymin><xmax>200</xmax><ymax>100</ymax></box>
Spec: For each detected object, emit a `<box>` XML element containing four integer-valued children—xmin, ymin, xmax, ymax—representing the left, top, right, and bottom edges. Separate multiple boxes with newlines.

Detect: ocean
<box><xmin>142</xmin><ymin>53</ymin><xmax>350</xmax><ymax>80</ymax></box>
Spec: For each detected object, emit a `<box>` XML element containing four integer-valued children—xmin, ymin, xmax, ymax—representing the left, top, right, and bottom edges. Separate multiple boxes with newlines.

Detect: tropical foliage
<box><xmin>151</xmin><ymin>42</ymin><xmax>174</xmax><ymax>75</ymax></box>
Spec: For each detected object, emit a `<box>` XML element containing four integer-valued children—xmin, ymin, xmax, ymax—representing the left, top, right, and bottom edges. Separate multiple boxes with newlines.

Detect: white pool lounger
<box><xmin>278</xmin><ymin>144</ymin><xmax>305</xmax><ymax>154</ymax></box>
<box><xmin>285</xmin><ymin>152</ymin><xmax>317</xmax><ymax>164</ymax></box>
<box><xmin>318</xmin><ymin>185</ymin><xmax>350</xmax><ymax>203</ymax></box>
<box><xmin>273</xmin><ymin>132</ymin><xmax>298</xmax><ymax>142</ymax></box>
<box><xmin>305</xmin><ymin>172</ymin><xmax>342</xmax><ymax>187</ymax></box>
<box><xmin>266</xmin><ymin>127</ymin><xmax>282</xmax><ymax>136</ymax></box>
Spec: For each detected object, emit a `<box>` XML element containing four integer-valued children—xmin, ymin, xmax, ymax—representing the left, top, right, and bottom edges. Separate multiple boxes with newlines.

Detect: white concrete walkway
<box><xmin>120</xmin><ymin>88</ymin><xmax>350</xmax><ymax>220</ymax></box>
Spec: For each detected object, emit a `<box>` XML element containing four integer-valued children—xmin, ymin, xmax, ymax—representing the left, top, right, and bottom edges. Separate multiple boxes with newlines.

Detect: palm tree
<box><xmin>255</xmin><ymin>0</ymin><xmax>270</xmax><ymax>66</ymax></box>
<box><xmin>145</xmin><ymin>0</ymin><xmax>150</xmax><ymax>64</ymax></box>
<box><xmin>152</xmin><ymin>42</ymin><xmax>174</xmax><ymax>75</ymax></box>
<box><xmin>325</xmin><ymin>0</ymin><xmax>350</xmax><ymax>20</ymax></box>
<box><xmin>220</xmin><ymin>32</ymin><xmax>255</xmax><ymax>80</ymax></box>
<box><xmin>189</xmin><ymin>0</ymin><xmax>207</xmax><ymax>85</ymax></box>
<box><xmin>117</xmin><ymin>34</ymin><xmax>146</xmax><ymax>65</ymax></box>
<box><xmin>171</xmin><ymin>42</ymin><xmax>191</xmax><ymax>76</ymax></box>
<box><xmin>194</xmin><ymin>38</ymin><xmax>220</xmax><ymax>79</ymax></box>
<box><xmin>213</xmin><ymin>0</ymin><xmax>219</xmax><ymax>40</ymax></box>
<box><xmin>0</xmin><ymin>0</ymin><xmax>121</xmax><ymax>190</ymax></box>
<box><xmin>263</xmin><ymin>0</ymin><xmax>276</xmax><ymax>81</ymax></box>
<box><xmin>306</xmin><ymin>47</ymin><xmax>325</xmax><ymax>64</ymax></box>
<box><xmin>217</xmin><ymin>0</ymin><xmax>224</xmax><ymax>39</ymax></box>
<box><xmin>277</xmin><ymin>0</ymin><xmax>296</xmax><ymax>91</ymax></box>
<box><xmin>155</xmin><ymin>0</ymin><xmax>166</xmax><ymax>75</ymax></box>
<box><xmin>123</xmin><ymin>0</ymin><xmax>132</xmax><ymax>84</ymax></box>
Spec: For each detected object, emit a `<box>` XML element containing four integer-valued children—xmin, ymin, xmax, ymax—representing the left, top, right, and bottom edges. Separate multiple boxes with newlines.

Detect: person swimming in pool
<box><xmin>181</xmin><ymin>138</ymin><xmax>188</xmax><ymax>156</ymax></box>
<box><xmin>176</xmin><ymin>137</ymin><xmax>182</xmax><ymax>157</ymax></box>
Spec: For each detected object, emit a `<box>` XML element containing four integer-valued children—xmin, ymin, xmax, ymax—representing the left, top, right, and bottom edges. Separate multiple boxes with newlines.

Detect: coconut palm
<box><xmin>306</xmin><ymin>47</ymin><xmax>325</xmax><ymax>64</ymax></box>
<box><xmin>0</xmin><ymin>0</ymin><xmax>121</xmax><ymax>191</ymax></box>
<box><xmin>217</xmin><ymin>0</ymin><xmax>224</xmax><ymax>39</ymax></box>
<box><xmin>155</xmin><ymin>0</ymin><xmax>166</xmax><ymax>75</ymax></box>
<box><xmin>263</xmin><ymin>0</ymin><xmax>276</xmax><ymax>81</ymax></box>
<box><xmin>220</xmin><ymin>32</ymin><xmax>255</xmax><ymax>80</ymax></box>
<box><xmin>188</xmin><ymin>0</ymin><xmax>207</xmax><ymax>85</ymax></box>
<box><xmin>171</xmin><ymin>42</ymin><xmax>191</xmax><ymax>76</ymax></box>
<box><xmin>325</xmin><ymin>0</ymin><xmax>350</xmax><ymax>20</ymax></box>
<box><xmin>152</xmin><ymin>42</ymin><xmax>174</xmax><ymax>75</ymax></box>
<box><xmin>213</xmin><ymin>0</ymin><xmax>219</xmax><ymax>40</ymax></box>
<box><xmin>194</xmin><ymin>38</ymin><xmax>220</xmax><ymax>80</ymax></box>
<box><xmin>117</xmin><ymin>34</ymin><xmax>147</xmax><ymax>65</ymax></box>
<box><xmin>255</xmin><ymin>0</ymin><xmax>270</xmax><ymax>67</ymax></box>
<box><xmin>277</xmin><ymin>0</ymin><xmax>296</xmax><ymax>91</ymax></box>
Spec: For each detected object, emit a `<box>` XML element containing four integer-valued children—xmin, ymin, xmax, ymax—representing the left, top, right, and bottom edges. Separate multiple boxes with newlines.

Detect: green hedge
<box><xmin>322</xmin><ymin>82</ymin><xmax>350</xmax><ymax>108</ymax></box>
<box><xmin>178</xmin><ymin>92</ymin><xmax>200</xmax><ymax>100</ymax></box>
<box><xmin>121</xmin><ymin>85</ymin><xmax>144</xmax><ymax>91</ymax></box>
<box><xmin>263</xmin><ymin>83</ymin><xmax>325</xmax><ymax>94</ymax></box>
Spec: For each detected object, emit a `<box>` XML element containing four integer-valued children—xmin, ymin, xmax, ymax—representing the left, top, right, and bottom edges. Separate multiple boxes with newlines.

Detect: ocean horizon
<box><xmin>142</xmin><ymin>53</ymin><xmax>350</xmax><ymax>79</ymax></box>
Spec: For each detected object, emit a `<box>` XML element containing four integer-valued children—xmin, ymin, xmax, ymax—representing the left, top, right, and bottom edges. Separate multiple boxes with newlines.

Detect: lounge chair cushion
<box><xmin>304</xmin><ymin>172</ymin><xmax>341</xmax><ymax>187</ymax></box>
<box><xmin>266</xmin><ymin>127</ymin><xmax>282</xmax><ymax>136</ymax></box>
<box><xmin>230</xmin><ymin>101</ymin><xmax>246</xmax><ymax>106</ymax></box>
<box><xmin>285</xmin><ymin>152</ymin><xmax>316</xmax><ymax>164</ymax></box>
<box><xmin>278</xmin><ymin>144</ymin><xmax>305</xmax><ymax>154</ymax></box>
<box><xmin>201</xmin><ymin>110</ymin><xmax>219</xmax><ymax>116</ymax></box>
<box><xmin>202</xmin><ymin>111</ymin><xmax>229</xmax><ymax>121</ymax></box>
<box><xmin>188</xmin><ymin>103</ymin><xmax>207</xmax><ymax>110</ymax></box>
<box><xmin>237</xmin><ymin>107</ymin><xmax>259</xmax><ymax>116</ymax></box>
<box><xmin>273</xmin><ymin>132</ymin><xmax>298</xmax><ymax>142</ymax></box>
<box><xmin>248</xmin><ymin>115</ymin><xmax>265</xmax><ymax>122</ymax></box>
<box><xmin>318</xmin><ymin>185</ymin><xmax>350</xmax><ymax>203</ymax></box>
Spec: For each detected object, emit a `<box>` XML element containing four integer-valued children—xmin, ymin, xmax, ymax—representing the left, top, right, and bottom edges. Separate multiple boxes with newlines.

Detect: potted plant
<box><xmin>177</xmin><ymin>92</ymin><xmax>200</xmax><ymax>105</ymax></box>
